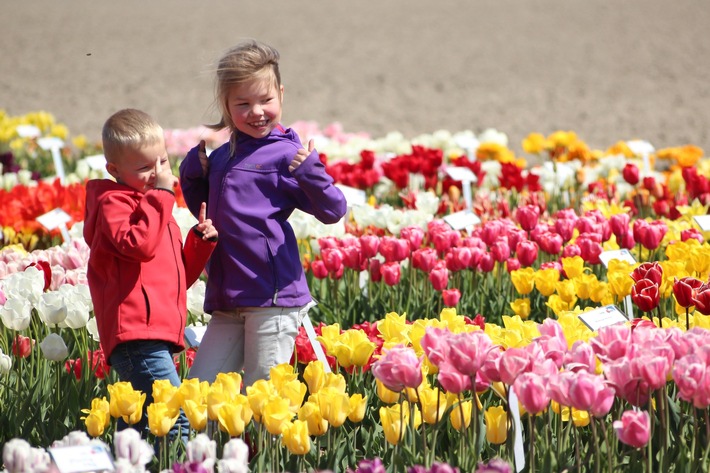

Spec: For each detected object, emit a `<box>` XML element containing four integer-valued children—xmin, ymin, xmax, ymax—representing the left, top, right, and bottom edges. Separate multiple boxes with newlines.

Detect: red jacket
<box><xmin>83</xmin><ymin>180</ymin><xmax>216</xmax><ymax>361</ymax></box>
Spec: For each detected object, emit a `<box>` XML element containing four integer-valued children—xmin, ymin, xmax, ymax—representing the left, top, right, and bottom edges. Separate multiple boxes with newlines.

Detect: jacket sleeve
<box><xmin>182</xmin><ymin>227</ymin><xmax>218</xmax><ymax>288</ymax></box>
<box><xmin>179</xmin><ymin>144</ymin><xmax>210</xmax><ymax>219</ymax></box>
<box><xmin>100</xmin><ymin>189</ymin><xmax>175</xmax><ymax>261</ymax></box>
<box><xmin>288</xmin><ymin>149</ymin><xmax>347</xmax><ymax>224</ymax></box>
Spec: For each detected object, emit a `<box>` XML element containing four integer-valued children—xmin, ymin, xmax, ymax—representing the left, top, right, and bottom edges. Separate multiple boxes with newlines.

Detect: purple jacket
<box><xmin>179</xmin><ymin>126</ymin><xmax>346</xmax><ymax>311</ymax></box>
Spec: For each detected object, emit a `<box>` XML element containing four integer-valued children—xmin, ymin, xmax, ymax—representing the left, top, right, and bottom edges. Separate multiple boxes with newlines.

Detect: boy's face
<box><xmin>227</xmin><ymin>77</ymin><xmax>284</xmax><ymax>139</ymax></box>
<box><xmin>106</xmin><ymin>140</ymin><xmax>169</xmax><ymax>193</ymax></box>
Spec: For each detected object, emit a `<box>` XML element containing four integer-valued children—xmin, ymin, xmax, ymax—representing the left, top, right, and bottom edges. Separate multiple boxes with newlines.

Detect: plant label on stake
<box><xmin>49</xmin><ymin>444</ymin><xmax>115</xmax><ymax>473</ymax></box>
<box><xmin>335</xmin><ymin>183</ymin><xmax>367</xmax><ymax>225</ymax></box>
<box><xmin>15</xmin><ymin>124</ymin><xmax>41</xmax><ymax>138</ymax></box>
<box><xmin>599</xmin><ymin>249</ymin><xmax>636</xmax><ymax>318</ymax></box>
<box><xmin>693</xmin><ymin>215</ymin><xmax>710</xmax><ymax>232</ymax></box>
<box><xmin>445</xmin><ymin>166</ymin><xmax>478</xmax><ymax>210</ymax></box>
<box><xmin>37</xmin><ymin>136</ymin><xmax>66</xmax><ymax>184</ymax></box>
<box><xmin>508</xmin><ymin>389</ymin><xmax>525</xmax><ymax>472</ymax></box>
<box><xmin>443</xmin><ymin>209</ymin><xmax>481</xmax><ymax>234</ymax></box>
<box><xmin>627</xmin><ymin>139</ymin><xmax>655</xmax><ymax>174</ymax></box>
<box><xmin>578</xmin><ymin>305</ymin><xmax>629</xmax><ymax>332</ymax></box>
<box><xmin>37</xmin><ymin>208</ymin><xmax>72</xmax><ymax>242</ymax></box>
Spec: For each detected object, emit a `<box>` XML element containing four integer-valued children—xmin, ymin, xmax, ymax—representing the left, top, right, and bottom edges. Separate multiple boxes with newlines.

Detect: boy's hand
<box><xmin>195</xmin><ymin>202</ymin><xmax>217</xmax><ymax>240</ymax></box>
<box><xmin>155</xmin><ymin>156</ymin><xmax>178</xmax><ymax>190</ymax></box>
<box><xmin>198</xmin><ymin>140</ymin><xmax>209</xmax><ymax>177</ymax></box>
<box><xmin>289</xmin><ymin>139</ymin><xmax>315</xmax><ymax>173</ymax></box>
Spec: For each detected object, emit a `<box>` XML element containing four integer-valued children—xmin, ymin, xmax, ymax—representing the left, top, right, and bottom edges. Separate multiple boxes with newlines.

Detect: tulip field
<box><xmin>3</xmin><ymin>109</ymin><xmax>710</xmax><ymax>472</ymax></box>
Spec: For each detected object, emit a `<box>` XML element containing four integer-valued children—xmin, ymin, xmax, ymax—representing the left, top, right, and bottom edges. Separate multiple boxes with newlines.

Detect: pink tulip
<box><xmin>381</xmin><ymin>262</ymin><xmax>402</xmax><ymax>286</ymax></box>
<box><xmin>412</xmin><ymin>248</ymin><xmax>438</xmax><ymax>273</ymax></box>
<box><xmin>447</xmin><ymin>331</ymin><xmax>494</xmax><ymax>377</ymax></box>
<box><xmin>442</xmin><ymin>288</ymin><xmax>461</xmax><ymax>307</ymax></box>
<box><xmin>554</xmin><ymin>219</ymin><xmax>576</xmax><ymax>243</ymax></box>
<box><xmin>379</xmin><ymin>236</ymin><xmax>411</xmax><ymax>263</ymax></box>
<box><xmin>681</xmin><ymin>228</ymin><xmax>704</xmax><ymax>243</ymax></box>
<box><xmin>359</xmin><ymin>235</ymin><xmax>381</xmax><ymax>259</ymax></box>
<box><xmin>421</xmin><ymin>327</ymin><xmax>452</xmax><ymax>366</ymax></box>
<box><xmin>311</xmin><ymin>260</ymin><xmax>329</xmax><ymax>279</ymax></box>
<box><xmin>564</xmin><ymin>341</ymin><xmax>597</xmax><ymax>373</ymax></box>
<box><xmin>576</xmin><ymin>234</ymin><xmax>603</xmax><ymax>265</ymax></box>
<box><xmin>672</xmin><ymin>354</ymin><xmax>707</xmax><ymax>406</ymax></box>
<box><xmin>590</xmin><ymin>324</ymin><xmax>631</xmax><ymax>362</ymax></box>
<box><xmin>613</xmin><ymin>410</ymin><xmax>651</xmax><ymax>448</ymax></box>
<box><xmin>514</xmin><ymin>372</ymin><xmax>550</xmax><ymax>414</ymax></box>
<box><xmin>604</xmin><ymin>358</ymin><xmax>651</xmax><ymax>407</ymax></box>
<box><xmin>498</xmin><ymin>347</ymin><xmax>533</xmax><ymax>386</ymax></box>
<box><xmin>429</xmin><ymin>262</ymin><xmax>449</xmax><ymax>291</ymax></box>
<box><xmin>505</xmin><ymin>258</ymin><xmax>521</xmax><ymax>272</ymax></box>
<box><xmin>481</xmin><ymin>220</ymin><xmax>505</xmax><ymax>246</ymax></box>
<box><xmin>478</xmin><ymin>253</ymin><xmax>495</xmax><ymax>273</ymax></box>
<box><xmin>490</xmin><ymin>238</ymin><xmax>511</xmax><ymax>263</ymax></box>
<box><xmin>400</xmin><ymin>225</ymin><xmax>425</xmax><ymax>250</ymax></box>
<box><xmin>547</xmin><ymin>371</ymin><xmax>573</xmax><ymax>406</ymax></box>
<box><xmin>321</xmin><ymin>247</ymin><xmax>345</xmax><ymax>273</ymax></box>
<box><xmin>567</xmin><ymin>371</ymin><xmax>615</xmax><ymax>417</ymax></box>
<box><xmin>609</xmin><ymin>213</ymin><xmax>631</xmax><ymax>240</ymax></box>
<box><xmin>371</xmin><ymin>345</ymin><xmax>423</xmax><ymax>392</ymax></box>
<box><xmin>516</xmin><ymin>240</ymin><xmax>538</xmax><ymax>267</ymax></box>
<box><xmin>437</xmin><ymin>361</ymin><xmax>471</xmax><ymax>394</ymax></box>
<box><xmin>515</xmin><ymin>205</ymin><xmax>540</xmax><ymax>232</ymax></box>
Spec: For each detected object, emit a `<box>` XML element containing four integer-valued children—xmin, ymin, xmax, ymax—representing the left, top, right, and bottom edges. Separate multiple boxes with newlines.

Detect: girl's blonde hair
<box><xmin>102</xmin><ymin>108</ymin><xmax>163</xmax><ymax>163</ymax></box>
<box><xmin>210</xmin><ymin>40</ymin><xmax>282</xmax><ymax>133</ymax></box>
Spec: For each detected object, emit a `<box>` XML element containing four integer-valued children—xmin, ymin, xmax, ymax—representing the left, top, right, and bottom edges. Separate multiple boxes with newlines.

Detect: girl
<box><xmin>179</xmin><ymin>40</ymin><xmax>346</xmax><ymax>388</ymax></box>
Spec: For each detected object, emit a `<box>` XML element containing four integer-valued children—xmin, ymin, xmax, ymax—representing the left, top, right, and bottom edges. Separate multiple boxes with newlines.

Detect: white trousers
<box><xmin>187</xmin><ymin>304</ymin><xmax>308</xmax><ymax>388</ymax></box>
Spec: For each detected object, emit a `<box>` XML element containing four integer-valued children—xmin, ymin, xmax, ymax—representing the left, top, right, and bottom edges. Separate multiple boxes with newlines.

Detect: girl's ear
<box><xmin>279</xmin><ymin>84</ymin><xmax>284</xmax><ymax>102</ymax></box>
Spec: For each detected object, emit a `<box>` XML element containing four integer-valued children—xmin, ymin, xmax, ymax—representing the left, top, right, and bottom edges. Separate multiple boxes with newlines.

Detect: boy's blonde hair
<box><xmin>210</xmin><ymin>40</ymin><xmax>282</xmax><ymax>133</ymax></box>
<box><xmin>102</xmin><ymin>109</ymin><xmax>164</xmax><ymax>163</ymax></box>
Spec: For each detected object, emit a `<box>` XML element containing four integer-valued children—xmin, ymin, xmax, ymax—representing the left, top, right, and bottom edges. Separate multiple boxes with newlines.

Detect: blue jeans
<box><xmin>109</xmin><ymin>340</ymin><xmax>189</xmax><ymax>442</ymax></box>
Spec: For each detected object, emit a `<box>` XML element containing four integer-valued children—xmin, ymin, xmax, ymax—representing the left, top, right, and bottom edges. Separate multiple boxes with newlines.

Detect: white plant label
<box><xmin>578</xmin><ymin>305</ymin><xmax>628</xmax><ymax>332</ymax></box>
<box><xmin>49</xmin><ymin>444</ymin><xmax>115</xmax><ymax>473</ymax></box>
<box><xmin>444</xmin><ymin>209</ymin><xmax>481</xmax><ymax>231</ymax></box>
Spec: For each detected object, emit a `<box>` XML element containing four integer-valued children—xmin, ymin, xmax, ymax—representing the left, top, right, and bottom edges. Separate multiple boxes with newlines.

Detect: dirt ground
<box><xmin>2</xmin><ymin>0</ymin><xmax>709</xmax><ymax>155</ymax></box>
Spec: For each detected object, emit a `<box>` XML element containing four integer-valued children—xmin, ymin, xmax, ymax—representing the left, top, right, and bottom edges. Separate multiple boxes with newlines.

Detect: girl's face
<box><xmin>227</xmin><ymin>77</ymin><xmax>284</xmax><ymax>139</ymax></box>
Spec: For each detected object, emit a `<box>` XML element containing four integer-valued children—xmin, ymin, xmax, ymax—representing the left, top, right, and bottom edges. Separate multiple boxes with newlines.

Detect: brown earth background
<box><xmin>2</xmin><ymin>0</ymin><xmax>709</xmax><ymax>156</ymax></box>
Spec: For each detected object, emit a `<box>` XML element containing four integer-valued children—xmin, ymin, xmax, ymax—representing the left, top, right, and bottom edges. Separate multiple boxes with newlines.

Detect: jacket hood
<box><xmin>83</xmin><ymin>180</ymin><xmax>141</xmax><ymax>246</ymax></box>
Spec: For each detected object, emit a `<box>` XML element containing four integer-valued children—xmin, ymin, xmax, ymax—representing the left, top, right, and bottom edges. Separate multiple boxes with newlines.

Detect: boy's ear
<box><xmin>106</xmin><ymin>162</ymin><xmax>119</xmax><ymax>180</ymax></box>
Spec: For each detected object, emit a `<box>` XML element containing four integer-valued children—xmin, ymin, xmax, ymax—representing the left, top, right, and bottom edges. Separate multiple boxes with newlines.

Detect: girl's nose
<box><xmin>250</xmin><ymin>104</ymin><xmax>263</xmax><ymax>116</ymax></box>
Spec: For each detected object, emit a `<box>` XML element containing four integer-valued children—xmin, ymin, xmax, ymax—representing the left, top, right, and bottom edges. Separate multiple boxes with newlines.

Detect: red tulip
<box><xmin>412</xmin><ymin>248</ymin><xmax>438</xmax><ymax>273</ymax></box>
<box><xmin>12</xmin><ymin>334</ymin><xmax>33</xmax><ymax>358</ymax></box>
<box><xmin>622</xmin><ymin>163</ymin><xmax>640</xmax><ymax>185</ymax></box>
<box><xmin>673</xmin><ymin>277</ymin><xmax>704</xmax><ymax>308</ymax></box>
<box><xmin>631</xmin><ymin>262</ymin><xmax>663</xmax><ymax>286</ymax></box>
<box><xmin>311</xmin><ymin>260</ymin><xmax>329</xmax><ymax>279</ymax></box>
<box><xmin>359</xmin><ymin>235</ymin><xmax>380</xmax><ymax>259</ymax></box>
<box><xmin>631</xmin><ymin>278</ymin><xmax>660</xmax><ymax>313</ymax></box>
<box><xmin>369</xmin><ymin>258</ymin><xmax>382</xmax><ymax>283</ymax></box>
<box><xmin>692</xmin><ymin>284</ymin><xmax>710</xmax><ymax>315</ymax></box>
<box><xmin>516</xmin><ymin>240</ymin><xmax>539</xmax><ymax>267</ymax></box>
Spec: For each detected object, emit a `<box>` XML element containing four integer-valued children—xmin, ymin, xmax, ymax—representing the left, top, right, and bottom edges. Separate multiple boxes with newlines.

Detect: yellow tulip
<box><xmin>522</xmin><ymin>132</ymin><xmax>548</xmax><ymax>154</ymax></box>
<box><xmin>510</xmin><ymin>298</ymin><xmax>531</xmax><ymax>319</ymax></box>
<box><xmin>183</xmin><ymin>399</ymin><xmax>208</xmax><ymax>432</ymax></box>
<box><xmin>269</xmin><ymin>363</ymin><xmax>298</xmax><ymax>391</ymax></box>
<box><xmin>82</xmin><ymin>408</ymin><xmax>108</xmax><ymax>437</ymax></box>
<box><xmin>555</xmin><ymin>279</ymin><xmax>577</xmax><ymax>304</ymax></box>
<box><xmin>561</xmin><ymin>256</ymin><xmax>585</xmax><ymax>280</ymax></box>
<box><xmin>546</xmin><ymin>294</ymin><xmax>575</xmax><ymax>316</ymax></box>
<box><xmin>278</xmin><ymin>379</ymin><xmax>308</xmax><ymax>414</ymax></box>
<box><xmin>348</xmin><ymin>394</ymin><xmax>367</xmax><ymax>423</ymax></box>
<box><xmin>534</xmin><ymin>268</ymin><xmax>560</xmax><ymax>297</ymax></box>
<box><xmin>379</xmin><ymin>403</ymin><xmax>408</xmax><ymax>445</ymax></box>
<box><xmin>281</xmin><ymin>420</ymin><xmax>311</xmax><ymax>455</ymax></box>
<box><xmin>147</xmin><ymin>402</ymin><xmax>178</xmax><ymax>437</ymax></box>
<box><xmin>217</xmin><ymin>395</ymin><xmax>253</xmax><ymax>437</ymax></box>
<box><xmin>511</xmin><ymin>268</ymin><xmax>535</xmax><ymax>295</ymax></box>
<box><xmin>107</xmin><ymin>382</ymin><xmax>146</xmax><ymax>425</ymax></box>
<box><xmin>246</xmin><ymin>379</ymin><xmax>278</xmax><ymax>423</ymax></box>
<box><xmin>377</xmin><ymin>312</ymin><xmax>411</xmax><ymax>345</ymax></box>
<box><xmin>323</xmin><ymin>372</ymin><xmax>347</xmax><ymax>393</ymax></box>
<box><xmin>206</xmin><ymin>383</ymin><xmax>229</xmax><ymax>421</ymax></box>
<box><xmin>178</xmin><ymin>378</ymin><xmax>209</xmax><ymax>405</ymax></box>
<box><xmin>331</xmin><ymin>329</ymin><xmax>376</xmax><ymax>368</ymax></box>
<box><xmin>303</xmin><ymin>360</ymin><xmax>327</xmax><ymax>394</ymax></box>
<box><xmin>262</xmin><ymin>397</ymin><xmax>294</xmax><ymax>436</ymax></box>
<box><xmin>484</xmin><ymin>405</ymin><xmax>507</xmax><ymax>444</ymax></box>
<box><xmin>214</xmin><ymin>372</ymin><xmax>243</xmax><ymax>396</ymax></box>
<box><xmin>588</xmin><ymin>280</ymin><xmax>610</xmax><ymax>304</ymax></box>
<box><xmin>313</xmin><ymin>387</ymin><xmax>350</xmax><ymax>428</ymax></box>
<box><xmin>82</xmin><ymin>397</ymin><xmax>111</xmax><ymax>430</ymax></box>
<box><xmin>376</xmin><ymin>379</ymin><xmax>400</xmax><ymax>404</ymax></box>
<box><xmin>316</xmin><ymin>323</ymin><xmax>341</xmax><ymax>357</ymax></box>
<box><xmin>450</xmin><ymin>400</ymin><xmax>472</xmax><ymax>431</ymax></box>
<box><xmin>152</xmin><ymin>379</ymin><xmax>181</xmax><ymax>417</ymax></box>
<box><xmin>419</xmin><ymin>385</ymin><xmax>447</xmax><ymax>425</ymax></box>
<box><xmin>298</xmin><ymin>401</ymin><xmax>329</xmax><ymax>436</ymax></box>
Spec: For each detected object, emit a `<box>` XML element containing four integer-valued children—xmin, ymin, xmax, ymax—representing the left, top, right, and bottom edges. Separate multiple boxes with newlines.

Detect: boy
<box><xmin>83</xmin><ymin>108</ymin><xmax>217</xmax><ymax>438</ymax></box>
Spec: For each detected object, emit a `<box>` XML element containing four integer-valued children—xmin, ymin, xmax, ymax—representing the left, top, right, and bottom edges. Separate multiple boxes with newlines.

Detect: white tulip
<box><xmin>0</xmin><ymin>298</ymin><xmax>32</xmax><ymax>331</ymax></box>
<box><xmin>39</xmin><ymin>333</ymin><xmax>69</xmax><ymax>361</ymax></box>
<box><xmin>36</xmin><ymin>291</ymin><xmax>68</xmax><ymax>327</ymax></box>
<box><xmin>0</xmin><ymin>349</ymin><xmax>11</xmax><ymax>375</ymax></box>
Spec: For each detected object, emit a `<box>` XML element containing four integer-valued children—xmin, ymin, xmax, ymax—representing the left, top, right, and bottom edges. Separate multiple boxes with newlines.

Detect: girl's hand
<box><xmin>154</xmin><ymin>156</ymin><xmax>178</xmax><ymax>189</ymax></box>
<box><xmin>198</xmin><ymin>140</ymin><xmax>209</xmax><ymax>177</ymax></box>
<box><xmin>289</xmin><ymin>139</ymin><xmax>315</xmax><ymax>173</ymax></box>
<box><xmin>195</xmin><ymin>202</ymin><xmax>217</xmax><ymax>240</ymax></box>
